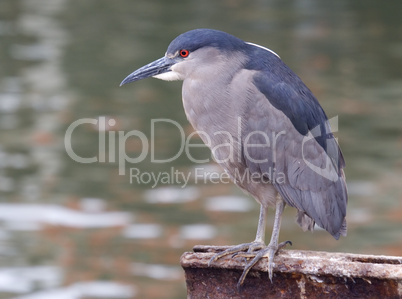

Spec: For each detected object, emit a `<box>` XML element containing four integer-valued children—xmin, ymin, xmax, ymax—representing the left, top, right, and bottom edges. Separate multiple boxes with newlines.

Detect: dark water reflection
<box><xmin>0</xmin><ymin>0</ymin><xmax>401</xmax><ymax>298</ymax></box>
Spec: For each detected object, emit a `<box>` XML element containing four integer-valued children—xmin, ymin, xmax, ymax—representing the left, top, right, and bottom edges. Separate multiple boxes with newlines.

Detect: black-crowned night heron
<box><xmin>121</xmin><ymin>29</ymin><xmax>347</xmax><ymax>288</ymax></box>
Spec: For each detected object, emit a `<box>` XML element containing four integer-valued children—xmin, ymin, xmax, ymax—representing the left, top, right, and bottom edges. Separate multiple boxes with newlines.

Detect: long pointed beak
<box><xmin>120</xmin><ymin>57</ymin><xmax>174</xmax><ymax>86</ymax></box>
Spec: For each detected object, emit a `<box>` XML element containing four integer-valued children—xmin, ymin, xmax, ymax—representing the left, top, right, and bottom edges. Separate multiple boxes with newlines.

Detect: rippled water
<box><xmin>0</xmin><ymin>0</ymin><xmax>401</xmax><ymax>298</ymax></box>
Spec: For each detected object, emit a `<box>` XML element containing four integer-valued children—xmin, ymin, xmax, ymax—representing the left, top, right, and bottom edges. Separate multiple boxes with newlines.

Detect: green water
<box><xmin>0</xmin><ymin>0</ymin><xmax>401</xmax><ymax>298</ymax></box>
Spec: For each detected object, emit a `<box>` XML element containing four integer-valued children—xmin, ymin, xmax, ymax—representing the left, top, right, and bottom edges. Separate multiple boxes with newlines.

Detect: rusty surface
<box><xmin>181</xmin><ymin>245</ymin><xmax>402</xmax><ymax>299</ymax></box>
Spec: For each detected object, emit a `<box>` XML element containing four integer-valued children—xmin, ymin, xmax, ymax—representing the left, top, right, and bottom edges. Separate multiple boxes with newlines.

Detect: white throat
<box><xmin>153</xmin><ymin>71</ymin><xmax>183</xmax><ymax>81</ymax></box>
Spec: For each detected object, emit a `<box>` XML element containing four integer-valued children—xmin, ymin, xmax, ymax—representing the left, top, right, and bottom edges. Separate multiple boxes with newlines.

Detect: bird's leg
<box><xmin>208</xmin><ymin>205</ymin><xmax>268</xmax><ymax>266</ymax></box>
<box><xmin>254</xmin><ymin>203</ymin><xmax>268</xmax><ymax>244</ymax></box>
<box><xmin>236</xmin><ymin>198</ymin><xmax>291</xmax><ymax>289</ymax></box>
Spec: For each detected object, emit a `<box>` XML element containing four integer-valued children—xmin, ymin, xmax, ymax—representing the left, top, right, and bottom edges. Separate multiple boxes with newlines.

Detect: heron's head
<box><xmin>120</xmin><ymin>29</ymin><xmax>269</xmax><ymax>85</ymax></box>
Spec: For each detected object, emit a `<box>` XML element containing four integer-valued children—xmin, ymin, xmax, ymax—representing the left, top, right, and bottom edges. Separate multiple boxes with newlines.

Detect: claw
<box><xmin>239</xmin><ymin>240</ymin><xmax>292</xmax><ymax>290</ymax></box>
<box><xmin>208</xmin><ymin>240</ymin><xmax>292</xmax><ymax>291</ymax></box>
<box><xmin>209</xmin><ymin>201</ymin><xmax>290</xmax><ymax>290</ymax></box>
<box><xmin>237</xmin><ymin>249</ymin><xmax>269</xmax><ymax>290</ymax></box>
<box><xmin>279</xmin><ymin>240</ymin><xmax>292</xmax><ymax>249</ymax></box>
<box><xmin>208</xmin><ymin>241</ymin><xmax>264</xmax><ymax>267</ymax></box>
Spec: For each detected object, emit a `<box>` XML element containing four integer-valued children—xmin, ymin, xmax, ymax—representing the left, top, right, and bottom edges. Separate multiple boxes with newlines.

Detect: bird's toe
<box><xmin>236</xmin><ymin>240</ymin><xmax>292</xmax><ymax>288</ymax></box>
<box><xmin>208</xmin><ymin>240</ymin><xmax>292</xmax><ymax>289</ymax></box>
<box><xmin>208</xmin><ymin>241</ymin><xmax>265</xmax><ymax>266</ymax></box>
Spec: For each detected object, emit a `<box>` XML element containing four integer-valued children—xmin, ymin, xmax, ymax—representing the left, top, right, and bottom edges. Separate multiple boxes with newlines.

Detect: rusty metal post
<box><xmin>181</xmin><ymin>245</ymin><xmax>402</xmax><ymax>299</ymax></box>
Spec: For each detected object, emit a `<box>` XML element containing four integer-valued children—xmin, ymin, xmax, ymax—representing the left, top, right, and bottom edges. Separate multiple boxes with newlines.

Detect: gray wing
<box><xmin>239</xmin><ymin>71</ymin><xmax>347</xmax><ymax>239</ymax></box>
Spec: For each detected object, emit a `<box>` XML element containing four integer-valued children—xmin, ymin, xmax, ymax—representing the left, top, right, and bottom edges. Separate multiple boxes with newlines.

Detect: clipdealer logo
<box><xmin>64</xmin><ymin>116</ymin><xmax>340</xmax><ymax>187</ymax></box>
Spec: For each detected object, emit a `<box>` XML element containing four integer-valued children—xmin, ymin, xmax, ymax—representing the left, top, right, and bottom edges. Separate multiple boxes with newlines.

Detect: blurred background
<box><xmin>0</xmin><ymin>0</ymin><xmax>401</xmax><ymax>298</ymax></box>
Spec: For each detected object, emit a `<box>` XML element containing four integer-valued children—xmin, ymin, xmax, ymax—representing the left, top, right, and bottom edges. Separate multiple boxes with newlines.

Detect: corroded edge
<box><xmin>183</xmin><ymin>245</ymin><xmax>402</xmax><ymax>280</ymax></box>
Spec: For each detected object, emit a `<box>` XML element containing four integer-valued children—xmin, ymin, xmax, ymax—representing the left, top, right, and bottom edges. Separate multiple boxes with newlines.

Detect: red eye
<box><xmin>179</xmin><ymin>49</ymin><xmax>189</xmax><ymax>58</ymax></box>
